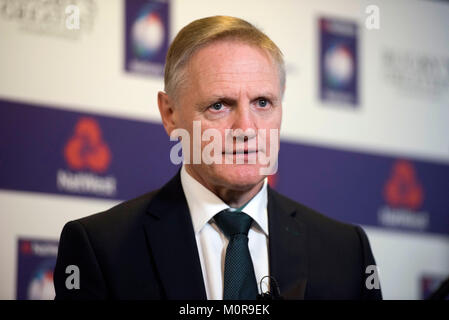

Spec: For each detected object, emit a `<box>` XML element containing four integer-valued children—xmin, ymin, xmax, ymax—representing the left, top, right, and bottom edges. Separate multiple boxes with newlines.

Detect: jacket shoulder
<box><xmin>72</xmin><ymin>189</ymin><xmax>159</xmax><ymax>236</ymax></box>
<box><xmin>269</xmin><ymin>187</ymin><xmax>357</xmax><ymax>233</ymax></box>
<box><xmin>269</xmin><ymin>187</ymin><xmax>368</xmax><ymax>257</ymax></box>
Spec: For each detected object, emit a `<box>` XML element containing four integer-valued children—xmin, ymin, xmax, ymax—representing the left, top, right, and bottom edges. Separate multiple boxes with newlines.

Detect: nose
<box><xmin>231</xmin><ymin>101</ymin><xmax>257</xmax><ymax>141</ymax></box>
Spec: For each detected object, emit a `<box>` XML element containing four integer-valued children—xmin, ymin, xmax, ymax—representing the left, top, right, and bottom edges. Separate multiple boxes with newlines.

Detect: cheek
<box><xmin>259</xmin><ymin>111</ymin><xmax>282</xmax><ymax>132</ymax></box>
<box><xmin>177</xmin><ymin>111</ymin><xmax>203</xmax><ymax>139</ymax></box>
<box><xmin>178</xmin><ymin>109</ymin><xmax>195</xmax><ymax>127</ymax></box>
<box><xmin>200</xmin><ymin>125</ymin><xmax>226</xmax><ymax>149</ymax></box>
<box><xmin>260</xmin><ymin>113</ymin><xmax>281</xmax><ymax>153</ymax></box>
<box><xmin>273</xmin><ymin>107</ymin><xmax>282</xmax><ymax>127</ymax></box>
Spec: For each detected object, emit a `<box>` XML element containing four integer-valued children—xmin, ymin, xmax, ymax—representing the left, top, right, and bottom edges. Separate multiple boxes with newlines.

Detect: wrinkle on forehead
<box><xmin>197</xmin><ymin>70</ymin><xmax>276</xmax><ymax>84</ymax></box>
<box><xmin>183</xmin><ymin>41</ymin><xmax>280</xmax><ymax>99</ymax></box>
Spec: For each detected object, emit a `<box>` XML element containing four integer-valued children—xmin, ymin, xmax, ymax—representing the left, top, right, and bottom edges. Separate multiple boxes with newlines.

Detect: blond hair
<box><xmin>164</xmin><ymin>16</ymin><xmax>285</xmax><ymax>99</ymax></box>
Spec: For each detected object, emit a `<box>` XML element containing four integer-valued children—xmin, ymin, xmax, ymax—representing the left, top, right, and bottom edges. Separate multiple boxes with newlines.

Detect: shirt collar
<box><xmin>180</xmin><ymin>165</ymin><xmax>269</xmax><ymax>236</ymax></box>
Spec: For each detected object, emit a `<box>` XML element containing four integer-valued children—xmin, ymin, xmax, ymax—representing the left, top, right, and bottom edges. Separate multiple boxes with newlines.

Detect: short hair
<box><xmin>164</xmin><ymin>15</ymin><xmax>285</xmax><ymax>99</ymax></box>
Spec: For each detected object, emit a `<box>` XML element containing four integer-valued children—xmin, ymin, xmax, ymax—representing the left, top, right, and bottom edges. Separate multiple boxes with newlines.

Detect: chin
<box><xmin>210</xmin><ymin>164</ymin><xmax>266</xmax><ymax>191</ymax></box>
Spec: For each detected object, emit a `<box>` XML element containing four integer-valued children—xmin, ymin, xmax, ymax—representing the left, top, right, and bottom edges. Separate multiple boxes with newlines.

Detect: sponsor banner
<box><xmin>319</xmin><ymin>17</ymin><xmax>359</xmax><ymax>106</ymax></box>
<box><xmin>381</xmin><ymin>49</ymin><xmax>449</xmax><ymax>100</ymax></box>
<box><xmin>0</xmin><ymin>98</ymin><xmax>179</xmax><ymax>200</ymax></box>
<box><xmin>0</xmin><ymin>0</ymin><xmax>97</xmax><ymax>40</ymax></box>
<box><xmin>275</xmin><ymin>142</ymin><xmax>449</xmax><ymax>235</ymax></box>
<box><xmin>1</xmin><ymin>98</ymin><xmax>448</xmax><ymax>235</ymax></box>
<box><xmin>124</xmin><ymin>0</ymin><xmax>170</xmax><ymax>77</ymax></box>
<box><xmin>16</xmin><ymin>238</ymin><xmax>58</xmax><ymax>300</ymax></box>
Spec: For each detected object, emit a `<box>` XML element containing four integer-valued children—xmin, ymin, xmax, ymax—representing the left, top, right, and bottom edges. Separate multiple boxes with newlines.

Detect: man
<box><xmin>54</xmin><ymin>16</ymin><xmax>382</xmax><ymax>300</ymax></box>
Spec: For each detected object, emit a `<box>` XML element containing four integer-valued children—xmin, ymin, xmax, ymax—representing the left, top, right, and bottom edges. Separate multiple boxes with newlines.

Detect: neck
<box><xmin>185</xmin><ymin>166</ymin><xmax>265</xmax><ymax>208</ymax></box>
<box><xmin>213</xmin><ymin>181</ymin><xmax>264</xmax><ymax>208</ymax></box>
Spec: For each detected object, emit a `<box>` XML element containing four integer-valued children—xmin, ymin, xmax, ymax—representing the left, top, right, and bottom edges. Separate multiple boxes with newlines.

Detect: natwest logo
<box><xmin>57</xmin><ymin>117</ymin><xmax>117</xmax><ymax>197</ymax></box>
<box><xmin>19</xmin><ymin>239</ymin><xmax>58</xmax><ymax>257</ymax></box>
<box><xmin>384</xmin><ymin>160</ymin><xmax>423</xmax><ymax>210</ymax></box>
<box><xmin>64</xmin><ymin>117</ymin><xmax>111</xmax><ymax>173</ymax></box>
<box><xmin>20</xmin><ymin>241</ymin><xmax>32</xmax><ymax>255</ymax></box>
<box><xmin>378</xmin><ymin>160</ymin><xmax>429</xmax><ymax>231</ymax></box>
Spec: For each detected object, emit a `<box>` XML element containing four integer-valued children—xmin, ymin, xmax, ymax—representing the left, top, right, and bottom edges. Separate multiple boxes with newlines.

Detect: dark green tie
<box><xmin>214</xmin><ymin>209</ymin><xmax>258</xmax><ymax>300</ymax></box>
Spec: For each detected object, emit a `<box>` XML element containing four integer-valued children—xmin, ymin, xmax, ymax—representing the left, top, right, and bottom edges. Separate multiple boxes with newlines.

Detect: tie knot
<box><xmin>214</xmin><ymin>209</ymin><xmax>253</xmax><ymax>238</ymax></box>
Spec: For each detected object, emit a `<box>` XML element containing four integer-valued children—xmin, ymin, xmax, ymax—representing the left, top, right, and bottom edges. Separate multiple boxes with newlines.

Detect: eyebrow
<box><xmin>196</xmin><ymin>92</ymin><xmax>280</xmax><ymax>109</ymax></box>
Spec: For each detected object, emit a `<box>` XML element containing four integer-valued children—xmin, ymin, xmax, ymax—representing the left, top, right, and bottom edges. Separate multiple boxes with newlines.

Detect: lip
<box><xmin>222</xmin><ymin>150</ymin><xmax>259</xmax><ymax>155</ymax></box>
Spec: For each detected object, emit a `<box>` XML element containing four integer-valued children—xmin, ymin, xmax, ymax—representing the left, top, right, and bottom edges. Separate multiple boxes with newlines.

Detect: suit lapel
<box><xmin>267</xmin><ymin>187</ymin><xmax>308</xmax><ymax>299</ymax></box>
<box><xmin>143</xmin><ymin>172</ymin><xmax>207</xmax><ymax>299</ymax></box>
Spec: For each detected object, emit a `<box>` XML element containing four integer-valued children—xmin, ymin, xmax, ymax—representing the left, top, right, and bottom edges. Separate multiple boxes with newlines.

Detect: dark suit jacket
<box><xmin>54</xmin><ymin>172</ymin><xmax>382</xmax><ymax>300</ymax></box>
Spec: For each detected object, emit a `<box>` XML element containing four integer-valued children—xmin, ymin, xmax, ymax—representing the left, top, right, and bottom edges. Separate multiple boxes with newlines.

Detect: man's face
<box><xmin>170</xmin><ymin>40</ymin><xmax>282</xmax><ymax>192</ymax></box>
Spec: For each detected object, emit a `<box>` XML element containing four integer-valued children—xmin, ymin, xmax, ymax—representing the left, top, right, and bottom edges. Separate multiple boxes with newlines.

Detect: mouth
<box><xmin>223</xmin><ymin>150</ymin><xmax>259</xmax><ymax>155</ymax></box>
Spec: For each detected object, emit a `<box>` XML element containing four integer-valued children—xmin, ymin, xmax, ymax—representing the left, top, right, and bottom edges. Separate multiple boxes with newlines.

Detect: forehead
<box><xmin>185</xmin><ymin>40</ymin><xmax>280</xmax><ymax>96</ymax></box>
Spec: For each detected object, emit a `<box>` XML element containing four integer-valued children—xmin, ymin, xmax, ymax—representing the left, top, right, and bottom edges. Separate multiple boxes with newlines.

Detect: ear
<box><xmin>157</xmin><ymin>91</ymin><xmax>177</xmax><ymax>136</ymax></box>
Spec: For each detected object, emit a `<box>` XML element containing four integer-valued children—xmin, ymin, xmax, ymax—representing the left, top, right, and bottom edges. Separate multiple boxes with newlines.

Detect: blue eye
<box><xmin>210</xmin><ymin>102</ymin><xmax>223</xmax><ymax>111</ymax></box>
<box><xmin>258</xmin><ymin>99</ymin><xmax>268</xmax><ymax>107</ymax></box>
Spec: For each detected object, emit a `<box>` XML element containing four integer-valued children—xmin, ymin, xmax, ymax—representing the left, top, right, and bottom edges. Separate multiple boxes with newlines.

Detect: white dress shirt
<box><xmin>180</xmin><ymin>165</ymin><xmax>270</xmax><ymax>300</ymax></box>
